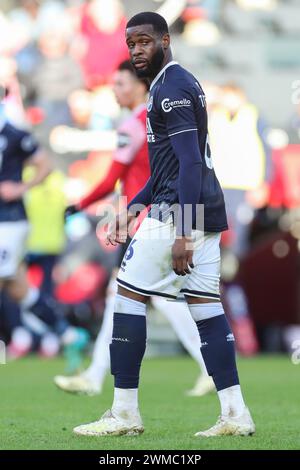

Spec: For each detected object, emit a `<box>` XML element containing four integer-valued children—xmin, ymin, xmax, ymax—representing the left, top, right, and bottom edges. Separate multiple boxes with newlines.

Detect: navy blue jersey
<box><xmin>146</xmin><ymin>62</ymin><xmax>227</xmax><ymax>232</ymax></box>
<box><xmin>0</xmin><ymin>121</ymin><xmax>39</xmax><ymax>222</ymax></box>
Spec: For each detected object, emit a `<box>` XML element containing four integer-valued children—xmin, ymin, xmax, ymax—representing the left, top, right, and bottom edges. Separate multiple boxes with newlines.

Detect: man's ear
<box><xmin>162</xmin><ymin>33</ymin><xmax>170</xmax><ymax>50</ymax></box>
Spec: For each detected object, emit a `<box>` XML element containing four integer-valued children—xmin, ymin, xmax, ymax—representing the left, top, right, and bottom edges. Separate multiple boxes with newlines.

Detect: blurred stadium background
<box><xmin>0</xmin><ymin>0</ymin><xmax>300</xmax><ymax>394</ymax></box>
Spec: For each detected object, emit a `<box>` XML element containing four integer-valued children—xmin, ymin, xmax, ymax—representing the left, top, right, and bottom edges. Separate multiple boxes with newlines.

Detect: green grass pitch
<box><xmin>0</xmin><ymin>355</ymin><xmax>299</xmax><ymax>450</ymax></box>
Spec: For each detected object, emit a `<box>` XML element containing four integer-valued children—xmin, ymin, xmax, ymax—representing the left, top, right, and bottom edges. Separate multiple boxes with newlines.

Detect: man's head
<box><xmin>125</xmin><ymin>12</ymin><xmax>170</xmax><ymax>79</ymax></box>
<box><xmin>221</xmin><ymin>82</ymin><xmax>246</xmax><ymax>114</ymax></box>
<box><xmin>113</xmin><ymin>60</ymin><xmax>149</xmax><ymax>109</ymax></box>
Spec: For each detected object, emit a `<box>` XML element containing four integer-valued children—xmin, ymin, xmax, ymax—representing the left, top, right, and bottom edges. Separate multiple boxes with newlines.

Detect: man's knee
<box><xmin>117</xmin><ymin>285</ymin><xmax>148</xmax><ymax>304</ymax></box>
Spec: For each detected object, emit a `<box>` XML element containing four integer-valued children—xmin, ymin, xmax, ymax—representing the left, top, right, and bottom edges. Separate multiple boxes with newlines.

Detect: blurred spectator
<box><xmin>28</xmin><ymin>24</ymin><xmax>83</xmax><ymax>130</ymax></box>
<box><xmin>182</xmin><ymin>0</ymin><xmax>222</xmax><ymax>23</ymax></box>
<box><xmin>77</xmin><ymin>0</ymin><xmax>129</xmax><ymax>89</ymax></box>
<box><xmin>0</xmin><ymin>290</ymin><xmax>34</xmax><ymax>357</ymax></box>
<box><xmin>181</xmin><ymin>0</ymin><xmax>221</xmax><ymax>45</ymax></box>
<box><xmin>209</xmin><ymin>82</ymin><xmax>272</xmax><ymax>354</ymax></box>
<box><xmin>24</xmin><ymin>167</ymin><xmax>66</xmax><ymax>297</ymax></box>
<box><xmin>0</xmin><ymin>56</ymin><xmax>26</xmax><ymax>126</ymax></box>
<box><xmin>9</xmin><ymin>0</ymin><xmax>66</xmax><ymax>42</ymax></box>
<box><xmin>0</xmin><ymin>95</ymin><xmax>88</xmax><ymax>359</ymax></box>
<box><xmin>0</xmin><ymin>9</ymin><xmax>28</xmax><ymax>55</ymax></box>
<box><xmin>210</xmin><ymin>82</ymin><xmax>271</xmax><ymax>252</ymax></box>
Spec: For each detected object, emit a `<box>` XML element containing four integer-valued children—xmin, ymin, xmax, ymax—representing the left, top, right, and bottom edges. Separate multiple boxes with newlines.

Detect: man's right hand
<box><xmin>64</xmin><ymin>204</ymin><xmax>79</xmax><ymax>221</ymax></box>
<box><xmin>106</xmin><ymin>211</ymin><xmax>136</xmax><ymax>246</ymax></box>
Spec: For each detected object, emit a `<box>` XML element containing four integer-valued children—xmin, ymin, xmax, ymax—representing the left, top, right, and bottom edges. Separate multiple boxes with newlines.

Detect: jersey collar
<box><xmin>150</xmin><ymin>61</ymin><xmax>178</xmax><ymax>91</ymax></box>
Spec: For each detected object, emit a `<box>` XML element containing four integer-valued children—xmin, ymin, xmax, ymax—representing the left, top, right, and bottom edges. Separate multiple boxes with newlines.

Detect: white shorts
<box><xmin>117</xmin><ymin>217</ymin><xmax>221</xmax><ymax>300</ymax></box>
<box><xmin>0</xmin><ymin>221</ymin><xmax>29</xmax><ymax>279</ymax></box>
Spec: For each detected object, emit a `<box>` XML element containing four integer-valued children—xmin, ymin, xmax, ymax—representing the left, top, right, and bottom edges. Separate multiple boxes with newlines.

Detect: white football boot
<box><xmin>195</xmin><ymin>407</ymin><xmax>255</xmax><ymax>437</ymax></box>
<box><xmin>186</xmin><ymin>374</ymin><xmax>215</xmax><ymax>397</ymax></box>
<box><xmin>73</xmin><ymin>409</ymin><xmax>144</xmax><ymax>436</ymax></box>
<box><xmin>54</xmin><ymin>374</ymin><xmax>101</xmax><ymax>396</ymax></box>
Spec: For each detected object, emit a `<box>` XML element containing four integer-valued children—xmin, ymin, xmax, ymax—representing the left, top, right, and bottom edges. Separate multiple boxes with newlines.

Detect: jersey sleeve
<box><xmin>158</xmin><ymin>84</ymin><xmax>198</xmax><ymax>137</ymax></box>
<box><xmin>113</xmin><ymin>115</ymin><xmax>146</xmax><ymax>165</ymax></box>
<box><xmin>19</xmin><ymin>131</ymin><xmax>39</xmax><ymax>161</ymax></box>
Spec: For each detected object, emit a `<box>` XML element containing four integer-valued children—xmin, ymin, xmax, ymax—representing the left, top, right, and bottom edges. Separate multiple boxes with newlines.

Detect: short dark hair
<box><xmin>126</xmin><ymin>11</ymin><xmax>169</xmax><ymax>36</ymax></box>
<box><xmin>118</xmin><ymin>60</ymin><xmax>150</xmax><ymax>91</ymax></box>
<box><xmin>118</xmin><ymin>60</ymin><xmax>137</xmax><ymax>74</ymax></box>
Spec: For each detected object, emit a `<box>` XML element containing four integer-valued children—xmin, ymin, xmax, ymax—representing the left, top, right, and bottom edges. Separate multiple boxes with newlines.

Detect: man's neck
<box><xmin>149</xmin><ymin>50</ymin><xmax>173</xmax><ymax>84</ymax></box>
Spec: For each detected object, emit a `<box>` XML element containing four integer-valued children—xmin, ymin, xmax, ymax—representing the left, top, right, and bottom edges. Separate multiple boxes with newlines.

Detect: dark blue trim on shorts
<box><xmin>116</xmin><ymin>278</ymin><xmax>177</xmax><ymax>299</ymax></box>
<box><xmin>180</xmin><ymin>289</ymin><xmax>220</xmax><ymax>299</ymax></box>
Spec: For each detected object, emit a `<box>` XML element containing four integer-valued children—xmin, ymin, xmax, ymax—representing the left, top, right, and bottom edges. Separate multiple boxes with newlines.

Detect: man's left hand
<box><xmin>172</xmin><ymin>237</ymin><xmax>194</xmax><ymax>276</ymax></box>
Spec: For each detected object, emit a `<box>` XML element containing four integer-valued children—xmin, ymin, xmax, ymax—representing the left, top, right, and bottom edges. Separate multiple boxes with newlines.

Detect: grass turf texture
<box><xmin>0</xmin><ymin>355</ymin><xmax>299</xmax><ymax>450</ymax></box>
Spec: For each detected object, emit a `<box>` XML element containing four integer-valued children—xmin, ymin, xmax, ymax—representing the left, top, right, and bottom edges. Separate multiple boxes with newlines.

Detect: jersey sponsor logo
<box><xmin>146</xmin><ymin>118</ymin><xmax>155</xmax><ymax>142</ymax></box>
<box><xmin>147</xmin><ymin>95</ymin><xmax>153</xmax><ymax>112</ymax></box>
<box><xmin>161</xmin><ymin>97</ymin><xmax>191</xmax><ymax>113</ymax></box>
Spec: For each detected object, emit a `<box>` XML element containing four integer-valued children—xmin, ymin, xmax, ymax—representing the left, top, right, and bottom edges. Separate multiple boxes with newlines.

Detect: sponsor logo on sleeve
<box><xmin>147</xmin><ymin>95</ymin><xmax>153</xmax><ymax>112</ymax></box>
<box><xmin>161</xmin><ymin>97</ymin><xmax>191</xmax><ymax>113</ymax></box>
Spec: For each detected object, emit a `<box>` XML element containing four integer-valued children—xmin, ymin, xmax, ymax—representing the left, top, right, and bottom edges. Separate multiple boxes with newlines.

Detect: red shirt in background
<box><xmin>79</xmin><ymin>104</ymin><xmax>150</xmax><ymax>209</ymax></box>
<box><xmin>79</xmin><ymin>5</ymin><xmax>129</xmax><ymax>88</ymax></box>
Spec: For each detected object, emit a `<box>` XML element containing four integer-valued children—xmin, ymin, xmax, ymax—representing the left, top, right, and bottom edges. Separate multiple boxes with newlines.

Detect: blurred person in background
<box><xmin>0</xmin><ymin>56</ymin><xmax>27</xmax><ymax>127</ymax></box>
<box><xmin>0</xmin><ymin>88</ymin><xmax>87</xmax><ymax>357</ymax></box>
<box><xmin>54</xmin><ymin>60</ymin><xmax>214</xmax><ymax>398</ymax></box>
<box><xmin>24</xmin><ymin>167</ymin><xmax>66</xmax><ymax>298</ymax></box>
<box><xmin>28</xmin><ymin>21</ymin><xmax>83</xmax><ymax>131</ymax></box>
<box><xmin>77</xmin><ymin>0</ymin><xmax>129</xmax><ymax>89</ymax></box>
<box><xmin>9</xmin><ymin>1</ymin><xmax>67</xmax><ymax>43</ymax></box>
<box><xmin>181</xmin><ymin>0</ymin><xmax>221</xmax><ymax>46</ymax></box>
<box><xmin>210</xmin><ymin>82</ymin><xmax>272</xmax><ymax>355</ymax></box>
<box><xmin>0</xmin><ymin>286</ymin><xmax>38</xmax><ymax>357</ymax></box>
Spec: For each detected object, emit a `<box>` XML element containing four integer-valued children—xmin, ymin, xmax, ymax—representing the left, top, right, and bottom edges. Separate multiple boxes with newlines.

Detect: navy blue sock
<box><xmin>110</xmin><ymin>312</ymin><xmax>146</xmax><ymax>389</ymax></box>
<box><xmin>196</xmin><ymin>315</ymin><xmax>239</xmax><ymax>391</ymax></box>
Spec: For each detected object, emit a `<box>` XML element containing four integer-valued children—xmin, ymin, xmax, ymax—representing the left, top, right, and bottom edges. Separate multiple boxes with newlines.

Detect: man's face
<box><xmin>222</xmin><ymin>88</ymin><xmax>245</xmax><ymax>113</ymax></box>
<box><xmin>126</xmin><ymin>24</ymin><xmax>167</xmax><ymax>79</ymax></box>
<box><xmin>113</xmin><ymin>70</ymin><xmax>137</xmax><ymax>108</ymax></box>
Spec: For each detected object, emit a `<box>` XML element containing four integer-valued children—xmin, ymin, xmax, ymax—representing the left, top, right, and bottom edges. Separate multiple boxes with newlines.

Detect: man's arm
<box><xmin>106</xmin><ymin>176</ymin><xmax>153</xmax><ymax>246</ymax></box>
<box><xmin>170</xmin><ymin>130</ymin><xmax>202</xmax><ymax>237</ymax></box>
<box><xmin>78</xmin><ymin>160</ymin><xmax>127</xmax><ymax>210</ymax></box>
<box><xmin>23</xmin><ymin>149</ymin><xmax>52</xmax><ymax>189</ymax></box>
<box><xmin>66</xmin><ymin>115</ymin><xmax>147</xmax><ymax>214</ymax></box>
<box><xmin>160</xmin><ymin>84</ymin><xmax>201</xmax><ymax>275</ymax></box>
<box><xmin>127</xmin><ymin>176</ymin><xmax>153</xmax><ymax>214</ymax></box>
<box><xmin>0</xmin><ymin>149</ymin><xmax>51</xmax><ymax>202</ymax></box>
<box><xmin>169</xmin><ymin>131</ymin><xmax>201</xmax><ymax>275</ymax></box>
